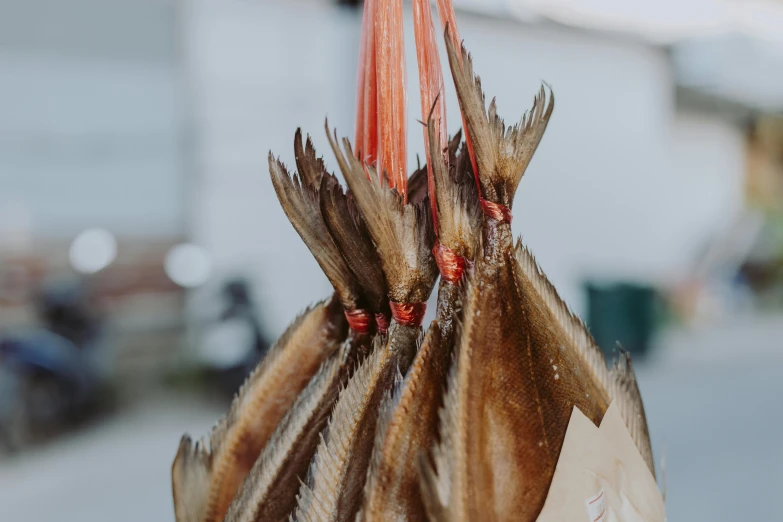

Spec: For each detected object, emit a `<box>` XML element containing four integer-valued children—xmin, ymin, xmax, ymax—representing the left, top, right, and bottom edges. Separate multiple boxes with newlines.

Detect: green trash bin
<box><xmin>584</xmin><ymin>282</ymin><xmax>659</xmax><ymax>360</ymax></box>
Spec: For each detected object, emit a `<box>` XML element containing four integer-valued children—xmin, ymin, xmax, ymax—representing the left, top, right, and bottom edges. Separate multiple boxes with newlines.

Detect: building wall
<box><xmin>670</xmin><ymin>108</ymin><xmax>747</xmax><ymax>259</ymax></box>
<box><xmin>185</xmin><ymin>0</ymin><xmax>360</xmax><ymax>334</ymax></box>
<box><xmin>0</xmin><ymin>0</ymin><xmax>184</xmax><ymax>246</ymax></box>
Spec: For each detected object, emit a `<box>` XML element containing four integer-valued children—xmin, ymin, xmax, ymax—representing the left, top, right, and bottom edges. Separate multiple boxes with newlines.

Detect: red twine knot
<box><xmin>480</xmin><ymin>199</ymin><xmax>513</xmax><ymax>224</ymax></box>
<box><xmin>389</xmin><ymin>301</ymin><xmax>427</xmax><ymax>328</ymax></box>
<box><xmin>433</xmin><ymin>241</ymin><xmax>469</xmax><ymax>285</ymax></box>
<box><xmin>375</xmin><ymin>312</ymin><xmax>390</xmax><ymax>335</ymax></box>
<box><xmin>345</xmin><ymin>309</ymin><xmax>373</xmax><ymax>334</ymax></box>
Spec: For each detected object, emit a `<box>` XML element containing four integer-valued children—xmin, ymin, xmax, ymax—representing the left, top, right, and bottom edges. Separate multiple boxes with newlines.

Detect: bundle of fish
<box><xmin>172</xmin><ymin>1</ymin><xmax>660</xmax><ymax>521</ymax></box>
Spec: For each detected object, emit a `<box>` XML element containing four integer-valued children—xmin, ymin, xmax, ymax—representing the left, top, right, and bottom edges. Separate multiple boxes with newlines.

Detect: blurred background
<box><xmin>1</xmin><ymin>0</ymin><xmax>782</xmax><ymax>519</ymax></box>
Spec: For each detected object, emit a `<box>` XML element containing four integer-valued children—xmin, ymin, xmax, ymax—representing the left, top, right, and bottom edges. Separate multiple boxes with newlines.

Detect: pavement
<box><xmin>1</xmin><ymin>323</ymin><xmax>782</xmax><ymax>521</ymax></box>
<box><xmin>0</xmin><ymin>394</ymin><xmax>224</xmax><ymax>522</ymax></box>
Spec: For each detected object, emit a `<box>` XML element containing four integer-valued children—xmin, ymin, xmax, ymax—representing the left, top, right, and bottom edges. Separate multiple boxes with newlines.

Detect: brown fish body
<box><xmin>294</xmin><ymin>324</ymin><xmax>419</xmax><ymax>522</ymax></box>
<box><xmin>357</xmin><ymin>127</ymin><xmax>479</xmax><ymax>521</ymax></box>
<box><xmin>416</xmin><ymin>30</ymin><xmax>635</xmax><ymax>521</ymax></box>
<box><xmin>428</xmin><ymin>219</ymin><xmax>609</xmax><ymax>522</ymax></box>
<box><xmin>360</xmin><ymin>322</ymin><xmax>450</xmax><ymax>522</ymax></box>
<box><xmin>172</xmin><ymin>297</ymin><xmax>347</xmax><ymax>522</ymax></box>
<box><xmin>224</xmin><ymin>339</ymin><xmax>359</xmax><ymax>522</ymax></box>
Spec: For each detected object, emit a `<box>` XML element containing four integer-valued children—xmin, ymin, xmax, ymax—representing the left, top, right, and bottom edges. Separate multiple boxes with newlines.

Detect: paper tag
<box><xmin>535</xmin><ymin>403</ymin><xmax>664</xmax><ymax>522</ymax></box>
<box><xmin>585</xmin><ymin>490</ymin><xmax>606</xmax><ymax>522</ymax></box>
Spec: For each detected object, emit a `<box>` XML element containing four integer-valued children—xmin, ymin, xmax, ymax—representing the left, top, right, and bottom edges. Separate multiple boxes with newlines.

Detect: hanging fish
<box><xmin>172</xmin><ymin>0</ymin><xmax>656</xmax><ymax>520</ymax></box>
<box><xmin>417</xmin><ymin>21</ymin><xmax>654</xmax><ymax>522</ymax></box>
<box><xmin>289</xmin><ymin>1</ymin><xmax>445</xmax><ymax>518</ymax></box>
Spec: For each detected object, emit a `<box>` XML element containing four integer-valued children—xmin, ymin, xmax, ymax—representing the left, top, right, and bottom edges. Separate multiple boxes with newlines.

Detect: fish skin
<box><xmin>224</xmin><ymin>340</ymin><xmax>358</xmax><ymax>522</ymax></box>
<box><xmin>173</xmin><ymin>297</ymin><xmax>347</xmax><ymax>522</ymax></box>
<box><xmin>294</xmin><ymin>324</ymin><xmax>420</xmax><ymax>522</ymax></box>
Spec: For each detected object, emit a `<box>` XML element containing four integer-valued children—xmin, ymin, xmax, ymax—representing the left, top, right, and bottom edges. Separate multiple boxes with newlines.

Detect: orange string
<box><xmin>433</xmin><ymin>241</ymin><xmax>470</xmax><ymax>284</ymax></box>
<box><xmin>389</xmin><ymin>301</ymin><xmax>427</xmax><ymax>328</ymax></box>
<box><xmin>355</xmin><ymin>0</ymin><xmax>378</xmax><ymax>168</ymax></box>
<box><xmin>376</xmin><ymin>0</ymin><xmax>408</xmax><ymax>200</ymax></box>
<box><xmin>345</xmin><ymin>309</ymin><xmax>374</xmax><ymax>334</ymax></box>
<box><xmin>413</xmin><ymin>0</ymin><xmax>447</xmax><ymax>232</ymax></box>
<box><xmin>435</xmin><ymin>0</ymin><xmax>480</xmax><ymax>190</ymax></box>
<box><xmin>480</xmin><ymin>199</ymin><xmax>513</xmax><ymax>223</ymax></box>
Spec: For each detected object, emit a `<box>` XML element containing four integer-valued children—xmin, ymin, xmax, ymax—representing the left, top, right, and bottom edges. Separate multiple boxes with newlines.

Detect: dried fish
<box><xmin>417</xmin><ymin>27</ymin><xmax>653</xmax><ymax>522</ymax></box>
<box><xmin>172</xmin><ymin>1</ymin><xmax>656</xmax><ymax>521</ymax></box>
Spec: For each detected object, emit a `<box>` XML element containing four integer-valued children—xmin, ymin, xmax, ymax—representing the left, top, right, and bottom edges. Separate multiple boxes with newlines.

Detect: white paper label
<box><xmin>585</xmin><ymin>490</ymin><xmax>606</xmax><ymax>521</ymax></box>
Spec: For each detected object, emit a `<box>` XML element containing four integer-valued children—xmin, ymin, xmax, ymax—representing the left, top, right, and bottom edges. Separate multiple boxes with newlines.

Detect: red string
<box><xmin>345</xmin><ymin>309</ymin><xmax>374</xmax><ymax>334</ymax></box>
<box><xmin>389</xmin><ymin>301</ymin><xmax>427</xmax><ymax>328</ymax></box>
<box><xmin>375</xmin><ymin>313</ymin><xmax>390</xmax><ymax>335</ymax></box>
<box><xmin>480</xmin><ymin>199</ymin><xmax>513</xmax><ymax>224</ymax></box>
<box><xmin>433</xmin><ymin>241</ymin><xmax>469</xmax><ymax>284</ymax></box>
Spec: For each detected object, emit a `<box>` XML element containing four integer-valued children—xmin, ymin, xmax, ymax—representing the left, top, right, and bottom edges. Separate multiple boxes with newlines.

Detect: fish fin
<box><xmin>444</xmin><ymin>32</ymin><xmax>554</xmax><ymax>206</ymax></box>
<box><xmin>513</xmin><ymin>241</ymin><xmax>655</xmax><ymax>473</ymax></box>
<box><xmin>512</xmin><ymin>240</ymin><xmax>614</xmax><ymax>395</ymax></box>
<box><xmin>360</xmin><ymin>366</ymin><xmax>406</xmax><ymax>509</ymax></box>
<box><xmin>326</xmin><ymin>126</ymin><xmax>437</xmax><ymax>304</ymax></box>
<box><xmin>320</xmin><ymin>172</ymin><xmax>387</xmax><ymax>313</ymax></box>
<box><xmin>198</xmin><ymin>297</ymin><xmax>346</xmax><ymax>522</ymax></box>
<box><xmin>225</xmin><ymin>343</ymin><xmax>352</xmax><ymax>522</ymax></box>
<box><xmin>610</xmin><ymin>348</ymin><xmax>655</xmax><ymax>476</ymax></box>
<box><xmin>294</xmin><ymin>128</ymin><xmax>327</xmax><ymax>188</ymax></box>
<box><xmin>360</xmin><ymin>322</ymin><xmax>450</xmax><ymax>521</ymax></box>
<box><xmin>269</xmin><ymin>153</ymin><xmax>362</xmax><ymax>310</ymax></box>
<box><xmin>294</xmin><ymin>336</ymin><xmax>397</xmax><ymax>522</ymax></box>
<box><xmin>213</xmin><ymin>298</ymin><xmax>341</xmax><ymax>452</ymax></box>
<box><xmin>418</xmin><ymin>453</ymin><xmax>450</xmax><ymax>522</ymax></box>
<box><xmin>172</xmin><ymin>435</ymin><xmax>213</xmax><ymax>522</ymax></box>
<box><xmin>419</xmin><ymin>351</ymin><xmax>460</xmax><ymax>521</ymax></box>
<box><xmin>448</xmin><ymin>130</ymin><xmax>464</xmax><ymax>162</ymax></box>
<box><xmin>428</xmin><ymin>111</ymin><xmax>481</xmax><ymax>258</ymax></box>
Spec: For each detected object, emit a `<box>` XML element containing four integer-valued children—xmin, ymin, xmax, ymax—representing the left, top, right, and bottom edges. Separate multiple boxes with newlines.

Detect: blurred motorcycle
<box><xmin>0</xmin><ymin>280</ymin><xmax>110</xmax><ymax>452</ymax></box>
<box><xmin>196</xmin><ymin>278</ymin><xmax>270</xmax><ymax>398</ymax></box>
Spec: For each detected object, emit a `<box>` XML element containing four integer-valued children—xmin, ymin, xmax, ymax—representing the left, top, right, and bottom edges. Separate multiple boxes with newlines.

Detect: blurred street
<box><xmin>0</xmin><ymin>394</ymin><xmax>224</xmax><ymax>522</ymax></box>
<box><xmin>1</xmin><ymin>323</ymin><xmax>782</xmax><ymax>522</ymax></box>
